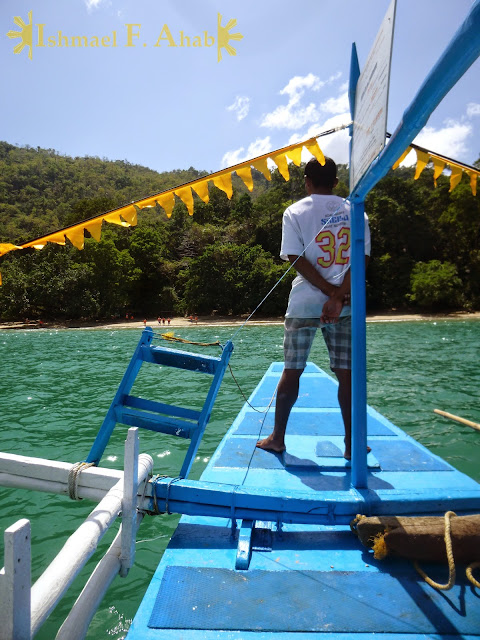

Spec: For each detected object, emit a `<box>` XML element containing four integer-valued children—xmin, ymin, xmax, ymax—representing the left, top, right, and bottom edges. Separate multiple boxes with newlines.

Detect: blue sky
<box><xmin>1</xmin><ymin>0</ymin><xmax>479</xmax><ymax>177</ymax></box>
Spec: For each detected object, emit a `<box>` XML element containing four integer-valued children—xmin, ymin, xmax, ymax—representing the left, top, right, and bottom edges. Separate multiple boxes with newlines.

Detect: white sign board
<box><xmin>350</xmin><ymin>0</ymin><xmax>396</xmax><ymax>192</ymax></box>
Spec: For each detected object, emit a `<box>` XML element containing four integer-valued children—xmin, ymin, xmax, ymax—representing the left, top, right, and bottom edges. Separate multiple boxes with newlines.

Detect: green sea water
<box><xmin>1</xmin><ymin>320</ymin><xmax>479</xmax><ymax>638</ymax></box>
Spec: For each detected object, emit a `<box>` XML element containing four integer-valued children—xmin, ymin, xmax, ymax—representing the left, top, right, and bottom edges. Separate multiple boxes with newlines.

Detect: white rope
<box><xmin>67</xmin><ymin>461</ymin><xmax>95</xmax><ymax>500</ymax></box>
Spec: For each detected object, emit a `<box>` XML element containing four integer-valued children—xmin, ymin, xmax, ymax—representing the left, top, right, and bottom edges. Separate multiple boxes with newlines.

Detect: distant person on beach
<box><xmin>256</xmin><ymin>157</ymin><xmax>371</xmax><ymax>460</ymax></box>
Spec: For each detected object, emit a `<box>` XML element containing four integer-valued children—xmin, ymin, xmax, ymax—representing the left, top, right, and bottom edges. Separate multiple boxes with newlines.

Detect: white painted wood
<box><xmin>56</xmin><ymin>514</ymin><xmax>144</xmax><ymax>640</ymax></box>
<box><xmin>0</xmin><ymin>519</ymin><xmax>31</xmax><ymax>640</ymax></box>
<box><xmin>30</xmin><ymin>453</ymin><xmax>153</xmax><ymax>636</ymax></box>
<box><xmin>0</xmin><ymin>452</ymin><xmax>122</xmax><ymax>492</ymax></box>
<box><xmin>120</xmin><ymin>428</ymin><xmax>139</xmax><ymax>577</ymax></box>
<box><xmin>0</xmin><ymin>473</ymin><xmax>107</xmax><ymax>502</ymax></box>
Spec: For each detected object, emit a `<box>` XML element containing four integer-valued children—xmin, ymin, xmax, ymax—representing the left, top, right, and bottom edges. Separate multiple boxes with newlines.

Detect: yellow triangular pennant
<box><xmin>0</xmin><ymin>243</ymin><xmax>21</xmax><ymax>257</ymax></box>
<box><xmin>304</xmin><ymin>139</ymin><xmax>325</xmax><ymax>165</ymax></box>
<box><xmin>286</xmin><ymin>146</ymin><xmax>303</xmax><ymax>166</ymax></box>
<box><xmin>212</xmin><ymin>172</ymin><xmax>233</xmax><ymax>199</ymax></box>
<box><xmin>448</xmin><ymin>165</ymin><xmax>463</xmax><ymax>192</ymax></box>
<box><xmin>251</xmin><ymin>157</ymin><xmax>271</xmax><ymax>181</ymax></box>
<box><xmin>192</xmin><ymin>179</ymin><xmax>210</xmax><ymax>203</ymax></box>
<box><xmin>432</xmin><ymin>157</ymin><xmax>446</xmax><ymax>186</ymax></box>
<box><xmin>66</xmin><ymin>226</ymin><xmax>85</xmax><ymax>250</ymax></box>
<box><xmin>414</xmin><ymin>149</ymin><xmax>430</xmax><ymax>180</ymax></box>
<box><xmin>136</xmin><ymin>196</ymin><xmax>158</xmax><ymax>209</ymax></box>
<box><xmin>46</xmin><ymin>232</ymin><xmax>66</xmax><ymax>245</ymax></box>
<box><xmin>235</xmin><ymin>166</ymin><xmax>254</xmax><ymax>191</ymax></box>
<box><xmin>466</xmin><ymin>171</ymin><xmax>478</xmax><ymax>196</ymax></box>
<box><xmin>157</xmin><ymin>192</ymin><xmax>175</xmax><ymax>218</ymax></box>
<box><xmin>392</xmin><ymin>147</ymin><xmax>412</xmax><ymax>170</ymax></box>
<box><xmin>85</xmin><ymin>219</ymin><xmax>103</xmax><ymax>242</ymax></box>
<box><xmin>271</xmin><ymin>152</ymin><xmax>290</xmax><ymax>181</ymax></box>
<box><xmin>104</xmin><ymin>212</ymin><xmax>131</xmax><ymax>227</ymax></box>
<box><xmin>175</xmin><ymin>186</ymin><xmax>194</xmax><ymax>216</ymax></box>
<box><xmin>119</xmin><ymin>205</ymin><xmax>137</xmax><ymax>226</ymax></box>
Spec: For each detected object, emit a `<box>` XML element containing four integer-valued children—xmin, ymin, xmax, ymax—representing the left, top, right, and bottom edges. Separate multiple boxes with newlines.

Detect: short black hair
<box><xmin>304</xmin><ymin>157</ymin><xmax>337</xmax><ymax>189</ymax></box>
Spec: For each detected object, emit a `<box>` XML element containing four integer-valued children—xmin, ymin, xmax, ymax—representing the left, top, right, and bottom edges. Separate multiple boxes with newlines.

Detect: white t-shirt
<box><xmin>280</xmin><ymin>194</ymin><xmax>371</xmax><ymax>318</ymax></box>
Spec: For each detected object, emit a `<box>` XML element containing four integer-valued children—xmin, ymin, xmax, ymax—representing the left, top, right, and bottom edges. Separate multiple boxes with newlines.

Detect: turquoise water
<box><xmin>1</xmin><ymin>320</ymin><xmax>479</xmax><ymax>638</ymax></box>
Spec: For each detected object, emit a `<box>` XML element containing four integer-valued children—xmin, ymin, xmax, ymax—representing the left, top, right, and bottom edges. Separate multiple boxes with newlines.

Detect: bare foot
<box><xmin>344</xmin><ymin>446</ymin><xmax>371</xmax><ymax>461</ymax></box>
<box><xmin>256</xmin><ymin>435</ymin><xmax>286</xmax><ymax>453</ymax></box>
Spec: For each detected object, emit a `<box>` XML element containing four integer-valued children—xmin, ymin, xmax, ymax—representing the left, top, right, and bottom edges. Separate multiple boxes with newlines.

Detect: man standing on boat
<box><xmin>256</xmin><ymin>157</ymin><xmax>370</xmax><ymax>460</ymax></box>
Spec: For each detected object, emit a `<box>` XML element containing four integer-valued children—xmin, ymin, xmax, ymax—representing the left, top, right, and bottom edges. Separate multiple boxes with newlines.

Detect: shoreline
<box><xmin>1</xmin><ymin>311</ymin><xmax>480</xmax><ymax>331</ymax></box>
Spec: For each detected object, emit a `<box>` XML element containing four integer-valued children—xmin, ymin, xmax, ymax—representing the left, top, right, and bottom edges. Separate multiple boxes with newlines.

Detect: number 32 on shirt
<box><xmin>315</xmin><ymin>227</ymin><xmax>350</xmax><ymax>267</ymax></box>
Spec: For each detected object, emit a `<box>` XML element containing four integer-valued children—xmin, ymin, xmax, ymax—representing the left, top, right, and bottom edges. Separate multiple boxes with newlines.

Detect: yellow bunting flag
<box><xmin>66</xmin><ymin>226</ymin><xmax>85</xmax><ymax>250</ymax></box>
<box><xmin>85</xmin><ymin>219</ymin><xmax>103</xmax><ymax>242</ymax></box>
<box><xmin>251</xmin><ymin>157</ymin><xmax>271</xmax><ymax>181</ymax></box>
<box><xmin>0</xmin><ymin>131</ymin><xmax>337</xmax><ymax>287</ymax></box>
<box><xmin>212</xmin><ymin>172</ymin><xmax>233</xmax><ymax>199</ymax></box>
<box><xmin>414</xmin><ymin>149</ymin><xmax>430</xmax><ymax>180</ymax></box>
<box><xmin>46</xmin><ymin>232</ymin><xmax>66</xmax><ymax>245</ymax></box>
<box><xmin>466</xmin><ymin>171</ymin><xmax>478</xmax><ymax>197</ymax></box>
<box><xmin>448</xmin><ymin>165</ymin><xmax>463</xmax><ymax>192</ymax></box>
<box><xmin>235</xmin><ymin>166</ymin><xmax>254</xmax><ymax>191</ymax></box>
<box><xmin>392</xmin><ymin>147</ymin><xmax>412</xmax><ymax>170</ymax></box>
<box><xmin>0</xmin><ymin>243</ymin><xmax>21</xmax><ymax>257</ymax></box>
<box><xmin>192</xmin><ymin>179</ymin><xmax>210</xmax><ymax>203</ymax></box>
<box><xmin>393</xmin><ymin>145</ymin><xmax>479</xmax><ymax>196</ymax></box>
<box><xmin>136</xmin><ymin>197</ymin><xmax>157</xmax><ymax>209</ymax></box>
<box><xmin>104</xmin><ymin>212</ymin><xmax>130</xmax><ymax>227</ymax></box>
<box><xmin>304</xmin><ymin>139</ymin><xmax>326</xmax><ymax>165</ymax></box>
<box><xmin>286</xmin><ymin>146</ymin><xmax>303</xmax><ymax>166</ymax></box>
<box><xmin>432</xmin><ymin>157</ymin><xmax>446</xmax><ymax>187</ymax></box>
<box><xmin>271</xmin><ymin>153</ymin><xmax>290</xmax><ymax>181</ymax></box>
<box><xmin>175</xmin><ymin>186</ymin><xmax>194</xmax><ymax>216</ymax></box>
<box><xmin>157</xmin><ymin>192</ymin><xmax>175</xmax><ymax>218</ymax></box>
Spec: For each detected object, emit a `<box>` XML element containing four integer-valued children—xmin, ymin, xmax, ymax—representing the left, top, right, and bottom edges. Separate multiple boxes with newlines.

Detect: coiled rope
<box><xmin>67</xmin><ymin>461</ymin><xmax>95</xmax><ymax>500</ymax></box>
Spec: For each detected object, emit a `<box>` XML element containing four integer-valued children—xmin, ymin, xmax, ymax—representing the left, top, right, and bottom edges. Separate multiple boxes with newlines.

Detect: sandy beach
<box><xmin>1</xmin><ymin>311</ymin><xmax>480</xmax><ymax>331</ymax></box>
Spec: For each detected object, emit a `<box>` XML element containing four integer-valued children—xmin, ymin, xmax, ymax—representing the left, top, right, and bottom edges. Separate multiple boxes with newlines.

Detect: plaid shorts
<box><xmin>283</xmin><ymin>316</ymin><xmax>351</xmax><ymax>371</ymax></box>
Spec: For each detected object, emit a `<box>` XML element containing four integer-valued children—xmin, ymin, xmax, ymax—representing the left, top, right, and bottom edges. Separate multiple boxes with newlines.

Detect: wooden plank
<box><xmin>0</xmin><ymin>519</ymin><xmax>31</xmax><ymax>640</ymax></box>
<box><xmin>434</xmin><ymin>409</ymin><xmax>480</xmax><ymax>432</ymax></box>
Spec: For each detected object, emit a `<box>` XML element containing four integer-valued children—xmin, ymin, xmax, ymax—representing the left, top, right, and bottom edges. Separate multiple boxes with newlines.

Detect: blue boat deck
<box><xmin>127</xmin><ymin>363</ymin><xmax>480</xmax><ymax>639</ymax></box>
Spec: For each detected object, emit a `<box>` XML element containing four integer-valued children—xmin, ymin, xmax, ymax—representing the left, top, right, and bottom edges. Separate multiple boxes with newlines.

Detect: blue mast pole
<box><xmin>348</xmin><ymin>0</ymin><xmax>480</xmax><ymax>488</ymax></box>
<box><xmin>348</xmin><ymin>43</ymin><xmax>368</xmax><ymax>488</ymax></box>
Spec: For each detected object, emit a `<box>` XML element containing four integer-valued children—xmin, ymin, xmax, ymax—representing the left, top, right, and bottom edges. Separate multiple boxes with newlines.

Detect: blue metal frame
<box><xmin>348</xmin><ymin>0</ymin><xmax>480</xmax><ymax>489</ymax></box>
<box><xmin>86</xmin><ymin>327</ymin><xmax>234</xmax><ymax>478</ymax></box>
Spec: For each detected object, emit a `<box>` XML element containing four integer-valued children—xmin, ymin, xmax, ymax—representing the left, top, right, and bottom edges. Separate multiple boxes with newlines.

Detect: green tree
<box><xmin>408</xmin><ymin>260</ymin><xmax>462</xmax><ymax>309</ymax></box>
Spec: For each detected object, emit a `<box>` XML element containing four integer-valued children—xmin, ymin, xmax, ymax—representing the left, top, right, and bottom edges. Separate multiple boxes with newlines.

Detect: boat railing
<box><xmin>0</xmin><ymin>428</ymin><xmax>152</xmax><ymax>640</ymax></box>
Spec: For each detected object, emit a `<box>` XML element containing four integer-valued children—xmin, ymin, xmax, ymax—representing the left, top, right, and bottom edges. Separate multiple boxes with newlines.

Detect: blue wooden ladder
<box><xmin>86</xmin><ymin>327</ymin><xmax>234</xmax><ymax>478</ymax></box>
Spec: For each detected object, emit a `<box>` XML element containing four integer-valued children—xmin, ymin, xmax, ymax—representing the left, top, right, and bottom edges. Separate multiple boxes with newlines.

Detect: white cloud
<box><xmin>261</xmin><ymin>102</ymin><xmax>321</xmax><ymax>130</ymax></box>
<box><xmin>466</xmin><ymin>102</ymin><xmax>480</xmax><ymax>118</ymax></box>
<box><xmin>85</xmin><ymin>0</ymin><xmax>108</xmax><ymax>11</ymax></box>
<box><xmin>221</xmin><ymin>136</ymin><xmax>272</xmax><ymax>168</ymax></box>
<box><xmin>261</xmin><ymin>73</ymin><xmax>323</xmax><ymax>130</ymax></box>
<box><xmin>227</xmin><ymin>96</ymin><xmax>250</xmax><ymax>122</ymax></box>
<box><xmin>260</xmin><ymin>72</ymin><xmax>347</xmax><ymax>131</ymax></box>
<box><xmin>280</xmin><ymin>73</ymin><xmax>323</xmax><ymax>102</ymax></box>
<box><xmin>320</xmin><ymin>91</ymin><xmax>349</xmax><ymax>115</ymax></box>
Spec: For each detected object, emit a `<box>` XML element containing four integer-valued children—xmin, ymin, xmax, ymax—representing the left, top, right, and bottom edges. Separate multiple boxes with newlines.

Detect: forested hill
<box><xmin>0</xmin><ymin>141</ymin><xmax>479</xmax><ymax>321</ymax></box>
